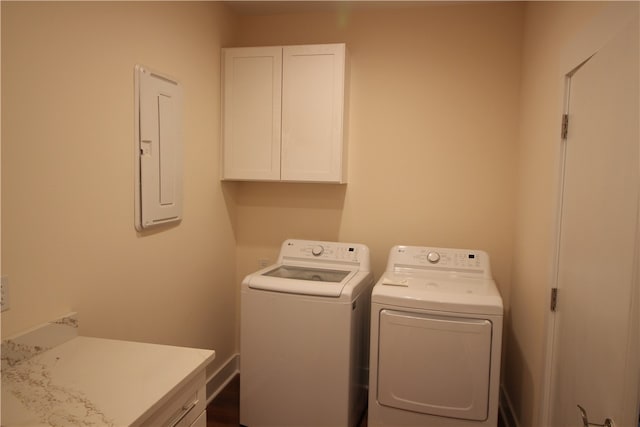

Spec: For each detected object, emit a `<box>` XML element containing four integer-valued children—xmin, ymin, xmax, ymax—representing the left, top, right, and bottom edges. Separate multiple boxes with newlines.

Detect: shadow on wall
<box><xmin>221</xmin><ymin>181</ymin><xmax>241</xmax><ymax>241</ymax></box>
<box><xmin>230</xmin><ymin>181</ymin><xmax>348</xmax><ymax>247</ymax></box>
<box><xmin>505</xmin><ymin>323</ymin><xmax>535</xmax><ymax>427</ymax></box>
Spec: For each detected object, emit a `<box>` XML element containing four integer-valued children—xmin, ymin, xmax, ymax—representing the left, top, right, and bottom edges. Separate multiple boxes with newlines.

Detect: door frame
<box><xmin>540</xmin><ymin>5</ymin><xmax>640</xmax><ymax>425</ymax></box>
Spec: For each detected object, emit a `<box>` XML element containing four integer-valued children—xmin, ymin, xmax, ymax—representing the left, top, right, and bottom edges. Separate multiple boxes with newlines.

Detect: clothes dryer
<box><xmin>368</xmin><ymin>245</ymin><xmax>503</xmax><ymax>426</ymax></box>
<box><xmin>241</xmin><ymin>239</ymin><xmax>373</xmax><ymax>427</ymax></box>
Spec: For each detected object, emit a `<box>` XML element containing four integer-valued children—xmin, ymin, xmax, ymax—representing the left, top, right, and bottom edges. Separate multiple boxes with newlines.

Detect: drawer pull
<box><xmin>168</xmin><ymin>399</ymin><xmax>198</xmax><ymax>427</ymax></box>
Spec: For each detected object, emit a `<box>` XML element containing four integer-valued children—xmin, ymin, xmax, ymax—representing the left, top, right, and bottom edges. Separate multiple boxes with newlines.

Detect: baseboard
<box><xmin>205</xmin><ymin>352</ymin><xmax>240</xmax><ymax>405</ymax></box>
<box><xmin>499</xmin><ymin>384</ymin><xmax>520</xmax><ymax>427</ymax></box>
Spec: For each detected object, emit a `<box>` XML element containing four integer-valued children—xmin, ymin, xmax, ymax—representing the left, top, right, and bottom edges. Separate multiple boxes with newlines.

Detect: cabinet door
<box><xmin>222</xmin><ymin>47</ymin><xmax>282</xmax><ymax>180</ymax></box>
<box><xmin>281</xmin><ymin>44</ymin><xmax>346</xmax><ymax>183</ymax></box>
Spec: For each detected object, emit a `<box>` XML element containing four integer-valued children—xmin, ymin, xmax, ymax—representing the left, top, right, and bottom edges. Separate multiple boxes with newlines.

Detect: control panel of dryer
<box><xmin>279</xmin><ymin>239</ymin><xmax>370</xmax><ymax>269</ymax></box>
<box><xmin>389</xmin><ymin>245</ymin><xmax>491</xmax><ymax>277</ymax></box>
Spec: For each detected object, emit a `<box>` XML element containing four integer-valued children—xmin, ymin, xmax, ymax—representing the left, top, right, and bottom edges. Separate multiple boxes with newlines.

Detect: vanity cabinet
<box><xmin>138</xmin><ymin>369</ymin><xmax>207</xmax><ymax>427</ymax></box>
<box><xmin>2</xmin><ymin>332</ymin><xmax>215</xmax><ymax>427</ymax></box>
<box><xmin>222</xmin><ymin>44</ymin><xmax>347</xmax><ymax>183</ymax></box>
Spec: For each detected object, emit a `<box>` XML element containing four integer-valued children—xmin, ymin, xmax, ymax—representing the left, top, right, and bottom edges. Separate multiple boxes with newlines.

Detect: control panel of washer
<box><xmin>390</xmin><ymin>245</ymin><xmax>491</xmax><ymax>277</ymax></box>
<box><xmin>279</xmin><ymin>239</ymin><xmax>370</xmax><ymax>267</ymax></box>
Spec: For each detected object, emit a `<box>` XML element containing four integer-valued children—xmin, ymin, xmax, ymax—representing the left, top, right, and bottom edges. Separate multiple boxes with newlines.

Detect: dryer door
<box><xmin>377</xmin><ymin>309</ymin><xmax>492</xmax><ymax>421</ymax></box>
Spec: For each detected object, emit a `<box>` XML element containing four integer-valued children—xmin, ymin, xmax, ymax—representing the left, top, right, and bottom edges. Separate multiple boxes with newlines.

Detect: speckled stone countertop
<box><xmin>1</xmin><ymin>314</ymin><xmax>215</xmax><ymax>427</ymax></box>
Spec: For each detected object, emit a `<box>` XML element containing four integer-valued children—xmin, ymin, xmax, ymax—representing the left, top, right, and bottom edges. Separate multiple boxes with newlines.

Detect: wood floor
<box><xmin>205</xmin><ymin>375</ymin><xmax>367</xmax><ymax>427</ymax></box>
<box><xmin>206</xmin><ymin>375</ymin><xmax>241</xmax><ymax>427</ymax></box>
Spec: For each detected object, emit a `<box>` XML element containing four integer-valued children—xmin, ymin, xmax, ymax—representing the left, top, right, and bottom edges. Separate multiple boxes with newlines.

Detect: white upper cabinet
<box><xmin>222</xmin><ymin>44</ymin><xmax>347</xmax><ymax>183</ymax></box>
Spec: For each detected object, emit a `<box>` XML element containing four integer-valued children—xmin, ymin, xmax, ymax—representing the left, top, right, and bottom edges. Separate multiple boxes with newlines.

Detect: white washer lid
<box><xmin>246</xmin><ymin>266</ymin><xmax>357</xmax><ymax>297</ymax></box>
<box><xmin>371</xmin><ymin>272</ymin><xmax>503</xmax><ymax>316</ymax></box>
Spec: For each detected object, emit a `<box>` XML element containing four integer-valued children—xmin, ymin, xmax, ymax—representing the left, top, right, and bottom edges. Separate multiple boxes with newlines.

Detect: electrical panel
<box><xmin>134</xmin><ymin>65</ymin><xmax>183</xmax><ymax>231</ymax></box>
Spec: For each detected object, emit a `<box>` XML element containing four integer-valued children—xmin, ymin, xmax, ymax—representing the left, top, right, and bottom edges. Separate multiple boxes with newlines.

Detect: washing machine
<box><xmin>240</xmin><ymin>239</ymin><xmax>373</xmax><ymax>427</ymax></box>
<box><xmin>368</xmin><ymin>245</ymin><xmax>503</xmax><ymax>426</ymax></box>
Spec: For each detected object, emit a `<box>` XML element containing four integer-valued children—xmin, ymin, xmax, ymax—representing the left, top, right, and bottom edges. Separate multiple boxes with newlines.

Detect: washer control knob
<box><xmin>427</xmin><ymin>251</ymin><xmax>440</xmax><ymax>264</ymax></box>
<box><xmin>312</xmin><ymin>245</ymin><xmax>324</xmax><ymax>256</ymax></box>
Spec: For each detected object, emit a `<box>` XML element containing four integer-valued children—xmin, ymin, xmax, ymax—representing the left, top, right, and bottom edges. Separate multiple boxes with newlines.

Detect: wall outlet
<box><xmin>1</xmin><ymin>276</ymin><xmax>9</xmax><ymax>312</ymax></box>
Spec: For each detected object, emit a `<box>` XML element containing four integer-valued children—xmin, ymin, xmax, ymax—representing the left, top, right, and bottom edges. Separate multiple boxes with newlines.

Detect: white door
<box><xmin>550</xmin><ymin>17</ymin><xmax>639</xmax><ymax>427</ymax></box>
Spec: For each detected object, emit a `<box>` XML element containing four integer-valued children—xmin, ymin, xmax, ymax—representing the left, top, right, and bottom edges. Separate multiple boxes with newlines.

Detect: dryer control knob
<box><xmin>427</xmin><ymin>251</ymin><xmax>440</xmax><ymax>264</ymax></box>
<box><xmin>312</xmin><ymin>245</ymin><xmax>324</xmax><ymax>256</ymax></box>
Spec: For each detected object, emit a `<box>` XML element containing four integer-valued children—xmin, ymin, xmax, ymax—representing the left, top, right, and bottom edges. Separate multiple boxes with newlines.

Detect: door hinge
<box><xmin>551</xmin><ymin>287</ymin><xmax>558</xmax><ymax>311</ymax></box>
<box><xmin>561</xmin><ymin>114</ymin><xmax>569</xmax><ymax>139</ymax></box>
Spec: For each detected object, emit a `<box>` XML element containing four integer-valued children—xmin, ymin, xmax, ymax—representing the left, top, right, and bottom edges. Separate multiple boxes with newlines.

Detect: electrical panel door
<box><xmin>134</xmin><ymin>65</ymin><xmax>183</xmax><ymax>230</ymax></box>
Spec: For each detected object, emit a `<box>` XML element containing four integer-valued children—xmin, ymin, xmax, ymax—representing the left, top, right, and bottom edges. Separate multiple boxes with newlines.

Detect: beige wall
<box><xmin>229</xmin><ymin>2</ymin><xmax>524</xmax><ymax>309</ymax></box>
<box><xmin>228</xmin><ymin>5</ymin><xmax>524</xmax><ymax>397</ymax></box>
<box><xmin>0</xmin><ymin>1</ymin><xmax>2</xmax><ymax>334</ymax></box>
<box><xmin>507</xmin><ymin>2</ymin><xmax>637</xmax><ymax>426</ymax></box>
<box><xmin>1</xmin><ymin>1</ymin><xmax>238</xmax><ymax>372</ymax></box>
<box><xmin>4</xmin><ymin>3</ymin><xmax>635</xmax><ymax>426</ymax></box>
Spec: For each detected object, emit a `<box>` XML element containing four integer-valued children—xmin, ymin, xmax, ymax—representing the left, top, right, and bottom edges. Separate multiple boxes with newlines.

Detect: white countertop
<box><xmin>1</xmin><ymin>316</ymin><xmax>215</xmax><ymax>427</ymax></box>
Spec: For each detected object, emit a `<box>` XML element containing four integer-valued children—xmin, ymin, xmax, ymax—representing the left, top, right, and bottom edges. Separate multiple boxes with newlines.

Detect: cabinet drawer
<box><xmin>190</xmin><ymin>410</ymin><xmax>206</xmax><ymax>427</ymax></box>
<box><xmin>136</xmin><ymin>371</ymin><xmax>206</xmax><ymax>427</ymax></box>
